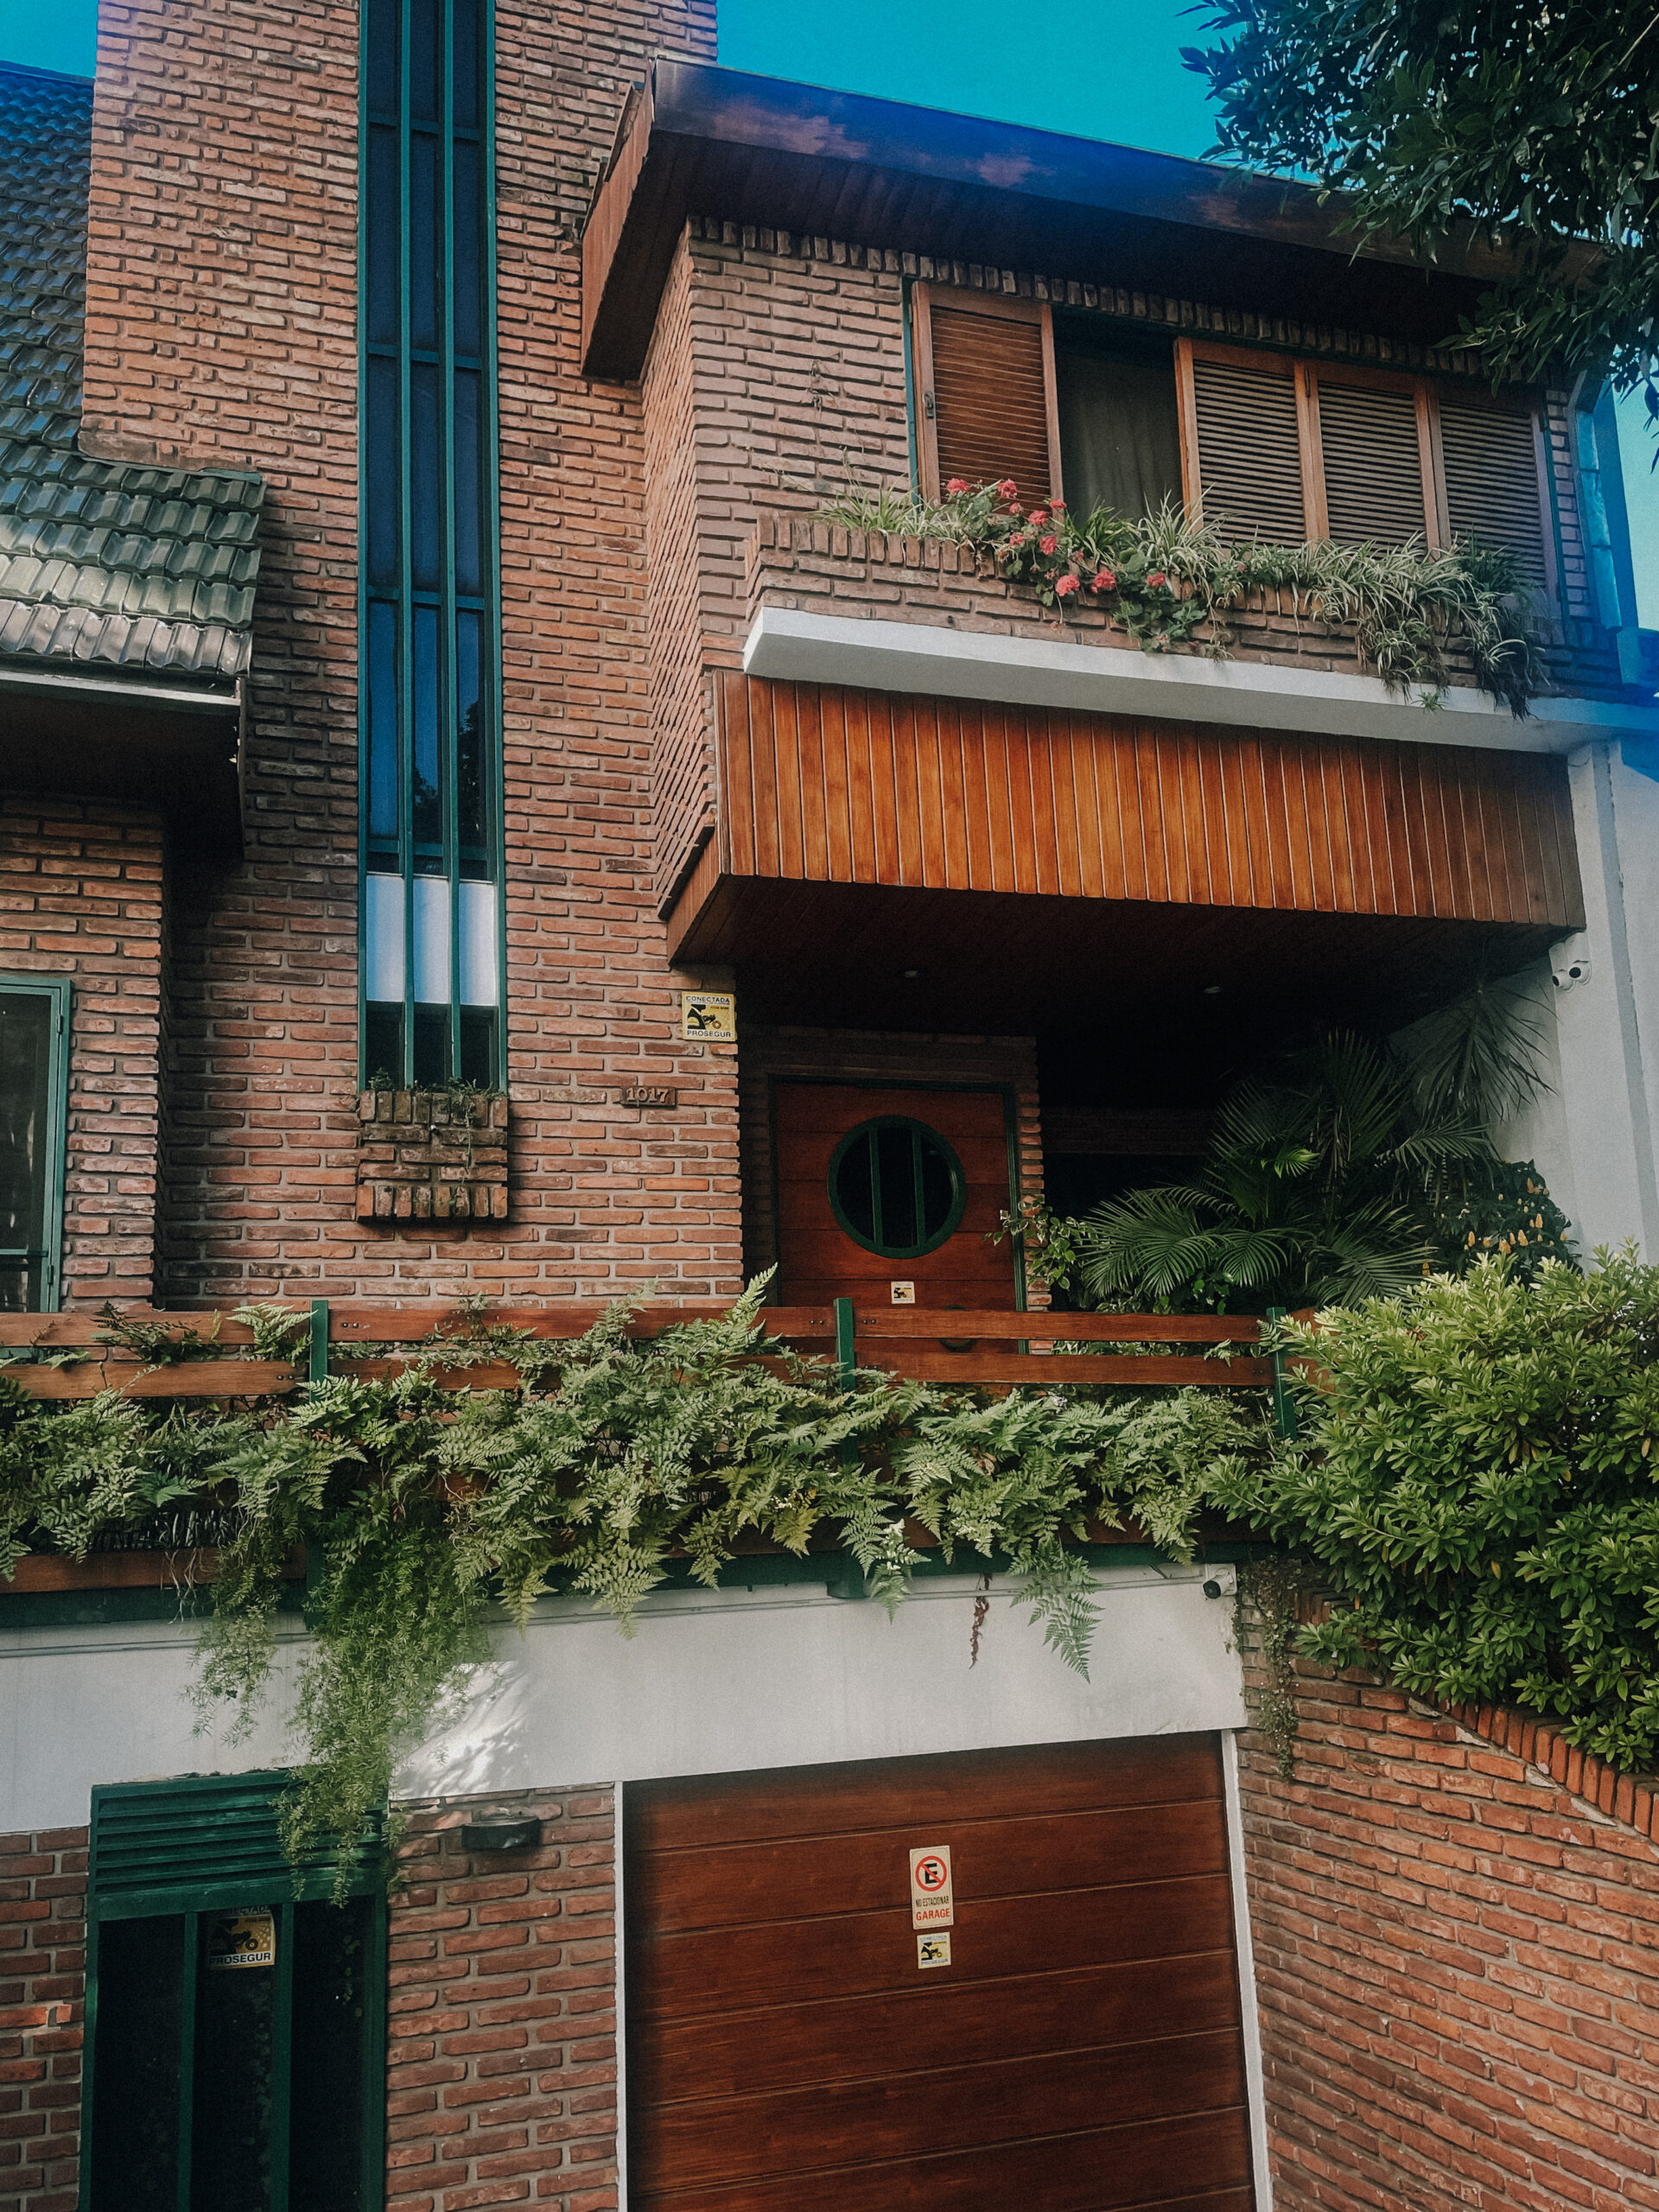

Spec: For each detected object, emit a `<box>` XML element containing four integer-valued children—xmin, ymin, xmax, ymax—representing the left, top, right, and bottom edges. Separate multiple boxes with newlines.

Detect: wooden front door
<box><xmin>625</xmin><ymin>1736</ymin><xmax>1256</xmax><ymax>2211</ymax></box>
<box><xmin>772</xmin><ymin>1082</ymin><xmax>1020</xmax><ymax>1309</ymax></box>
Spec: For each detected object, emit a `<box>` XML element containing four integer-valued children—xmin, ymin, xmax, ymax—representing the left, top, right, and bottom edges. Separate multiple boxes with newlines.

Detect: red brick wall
<box><xmin>388</xmin><ymin>1788</ymin><xmax>619</xmax><ymax>2212</ymax></box>
<box><xmin>79</xmin><ymin>0</ymin><xmax>743</xmax><ymax>1302</ymax></box>
<box><xmin>0</xmin><ymin>798</ymin><xmax>164</xmax><ymax>1306</ymax></box>
<box><xmin>1237</xmin><ymin>1636</ymin><xmax>1659</xmax><ymax>2212</ymax></box>
<box><xmin>0</xmin><ymin>1827</ymin><xmax>86</xmax><ymax>2212</ymax></box>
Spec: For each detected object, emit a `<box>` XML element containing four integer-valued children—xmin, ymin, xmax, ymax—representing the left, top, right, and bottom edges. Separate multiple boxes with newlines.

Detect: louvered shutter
<box><xmin>921</xmin><ymin>296</ymin><xmax>1057</xmax><ymax>505</ymax></box>
<box><xmin>91</xmin><ymin>1773</ymin><xmax>384</xmax><ymax>1919</ymax></box>
<box><xmin>1189</xmin><ymin>354</ymin><xmax>1306</xmax><ymax>542</ymax></box>
<box><xmin>1317</xmin><ymin>378</ymin><xmax>1428</xmax><ymax>547</ymax></box>
<box><xmin>1440</xmin><ymin>395</ymin><xmax>1551</xmax><ymax>590</ymax></box>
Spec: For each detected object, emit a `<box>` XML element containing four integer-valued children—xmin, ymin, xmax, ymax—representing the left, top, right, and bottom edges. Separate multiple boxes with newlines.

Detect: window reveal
<box><xmin>0</xmin><ymin>976</ymin><xmax>68</xmax><ymax>1313</ymax></box>
<box><xmin>360</xmin><ymin>0</ymin><xmax>503</xmax><ymax>1089</ymax></box>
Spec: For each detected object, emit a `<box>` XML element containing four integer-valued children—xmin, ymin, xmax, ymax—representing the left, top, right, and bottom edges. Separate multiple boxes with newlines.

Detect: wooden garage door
<box><xmin>626</xmin><ymin>1736</ymin><xmax>1255</xmax><ymax>2212</ymax></box>
<box><xmin>772</xmin><ymin>1081</ymin><xmax>1021</xmax><ymax>1309</ymax></box>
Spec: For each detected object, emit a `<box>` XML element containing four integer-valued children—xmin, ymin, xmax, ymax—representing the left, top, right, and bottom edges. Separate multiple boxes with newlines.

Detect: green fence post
<box><xmin>308</xmin><ymin>1299</ymin><xmax>331</xmax><ymax>1387</ymax></box>
<box><xmin>834</xmin><ymin>1297</ymin><xmax>856</xmax><ymax>1391</ymax></box>
<box><xmin>1267</xmin><ymin>1303</ymin><xmax>1298</xmax><ymax>1440</ymax></box>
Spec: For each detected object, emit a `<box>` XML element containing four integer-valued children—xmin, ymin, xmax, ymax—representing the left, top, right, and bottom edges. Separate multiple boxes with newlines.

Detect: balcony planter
<box><xmin>355</xmin><ymin>1088</ymin><xmax>510</xmax><ymax>1223</ymax></box>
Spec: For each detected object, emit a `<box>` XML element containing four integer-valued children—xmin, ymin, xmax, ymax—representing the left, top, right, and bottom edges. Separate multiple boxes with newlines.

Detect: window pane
<box><xmin>191</xmin><ymin>1914</ymin><xmax>276</xmax><ymax>2212</ymax></box>
<box><xmin>410</xmin><ymin>361</ymin><xmax>442</xmax><ymax>591</ymax></box>
<box><xmin>365</xmin><ymin>872</ymin><xmax>406</xmax><ymax>1003</ymax></box>
<box><xmin>365</xmin><ymin>1001</ymin><xmax>404</xmax><ymax>1087</ymax></box>
<box><xmin>366</xmin><ymin>599</ymin><xmax>399</xmax><ymax>853</ymax></box>
<box><xmin>454</xmin><ymin>368</ymin><xmax>483</xmax><ymax>596</ymax></box>
<box><xmin>88</xmin><ymin>1916</ymin><xmax>184</xmax><ymax>2212</ymax></box>
<box><xmin>459</xmin><ymin>1005</ymin><xmax>496</xmax><ymax>1088</ymax></box>
<box><xmin>412</xmin><ymin>1001</ymin><xmax>449</xmax><ymax>1084</ymax></box>
<box><xmin>836</xmin><ymin>1131</ymin><xmax>876</xmax><ymax>1243</ymax></box>
<box><xmin>412</xmin><ymin>604</ymin><xmax>442</xmax><ymax>856</ymax></box>
<box><xmin>458</xmin><ymin>879</ymin><xmax>497</xmax><ymax>1006</ymax></box>
<box><xmin>918</xmin><ymin>1129</ymin><xmax>956</xmax><ymax>1242</ymax></box>
<box><xmin>451</xmin><ymin>0</ymin><xmax>480</xmax><ymax>128</ymax></box>
<box><xmin>452</xmin><ymin>139</ymin><xmax>482</xmax><ymax>359</ymax></box>
<box><xmin>410</xmin><ymin>130</ymin><xmax>439</xmax><ymax>355</ymax></box>
<box><xmin>1054</xmin><ymin>325</ymin><xmax>1183</xmax><ymax>520</ymax></box>
<box><xmin>289</xmin><ymin>1899</ymin><xmax>372</xmax><ymax>2212</ymax></box>
<box><xmin>364</xmin><ymin>0</ymin><xmax>398</xmax><ymax>115</ymax></box>
<box><xmin>365</xmin><ymin>353</ymin><xmax>400</xmax><ymax>588</ymax></box>
<box><xmin>0</xmin><ymin>992</ymin><xmax>50</xmax><ymax>1257</ymax></box>
<box><xmin>410</xmin><ymin>0</ymin><xmax>440</xmax><ymax>124</ymax></box>
<box><xmin>365</xmin><ymin>126</ymin><xmax>400</xmax><ymax>347</ymax></box>
<box><xmin>412</xmin><ymin>874</ymin><xmax>452</xmax><ymax>1005</ymax></box>
<box><xmin>874</xmin><ymin>1123</ymin><xmax>918</xmax><ymax>1249</ymax></box>
<box><xmin>455</xmin><ymin>609</ymin><xmax>485</xmax><ymax>860</ymax></box>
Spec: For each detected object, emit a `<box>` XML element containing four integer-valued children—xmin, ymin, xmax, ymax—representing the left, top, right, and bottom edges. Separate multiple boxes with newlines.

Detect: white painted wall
<box><xmin>0</xmin><ymin>1564</ymin><xmax>1245</xmax><ymax>1834</ymax></box>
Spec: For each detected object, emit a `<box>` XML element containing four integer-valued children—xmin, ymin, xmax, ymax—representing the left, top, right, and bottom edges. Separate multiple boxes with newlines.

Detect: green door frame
<box><xmin>0</xmin><ymin>972</ymin><xmax>71</xmax><ymax>1312</ymax></box>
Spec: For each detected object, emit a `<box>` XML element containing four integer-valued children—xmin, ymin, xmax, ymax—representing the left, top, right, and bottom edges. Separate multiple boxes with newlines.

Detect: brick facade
<box><xmin>388</xmin><ymin>1788</ymin><xmax>619</xmax><ymax>2212</ymax></box>
<box><xmin>0</xmin><ymin>1827</ymin><xmax>86</xmax><ymax>2212</ymax></box>
<box><xmin>0</xmin><ymin>797</ymin><xmax>164</xmax><ymax>1306</ymax></box>
<box><xmin>1236</xmin><ymin>1629</ymin><xmax>1659</xmax><ymax>2212</ymax></box>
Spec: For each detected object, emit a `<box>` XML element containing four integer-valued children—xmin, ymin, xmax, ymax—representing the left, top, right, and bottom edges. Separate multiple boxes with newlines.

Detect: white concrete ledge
<box><xmin>743</xmin><ymin>606</ymin><xmax>1659</xmax><ymax>754</ymax></box>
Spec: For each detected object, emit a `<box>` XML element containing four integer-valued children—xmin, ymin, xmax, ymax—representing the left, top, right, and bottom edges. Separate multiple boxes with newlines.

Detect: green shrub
<box><xmin>1218</xmin><ymin>1250</ymin><xmax>1659</xmax><ymax>1769</ymax></box>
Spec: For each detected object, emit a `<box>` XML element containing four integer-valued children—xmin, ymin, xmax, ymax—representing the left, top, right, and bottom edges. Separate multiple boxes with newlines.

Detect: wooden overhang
<box><xmin>665</xmin><ymin>671</ymin><xmax>1584</xmax><ymax>1036</ymax></box>
<box><xmin>0</xmin><ymin>666</ymin><xmax>244</xmax><ymax>855</ymax></box>
<box><xmin>581</xmin><ymin>60</ymin><xmax>1587</xmax><ymax>383</ymax></box>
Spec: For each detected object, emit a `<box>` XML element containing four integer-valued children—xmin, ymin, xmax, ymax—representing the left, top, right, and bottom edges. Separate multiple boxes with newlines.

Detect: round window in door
<box><xmin>828</xmin><ymin>1116</ymin><xmax>967</xmax><ymax>1259</ymax></box>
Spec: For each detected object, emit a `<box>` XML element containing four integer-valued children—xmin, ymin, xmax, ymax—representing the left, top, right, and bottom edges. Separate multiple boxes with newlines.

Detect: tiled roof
<box><xmin>0</xmin><ymin>61</ymin><xmax>91</xmax><ymax>447</ymax></box>
<box><xmin>0</xmin><ymin>60</ymin><xmax>264</xmax><ymax>686</ymax></box>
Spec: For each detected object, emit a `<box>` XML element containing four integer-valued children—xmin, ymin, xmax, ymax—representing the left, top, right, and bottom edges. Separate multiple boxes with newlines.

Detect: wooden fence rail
<box><xmin>0</xmin><ymin>1299</ymin><xmax>1301</xmax><ymax>1421</ymax></box>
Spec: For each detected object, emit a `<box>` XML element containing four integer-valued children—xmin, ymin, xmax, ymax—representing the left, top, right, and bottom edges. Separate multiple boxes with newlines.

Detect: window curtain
<box><xmin>1055</xmin><ymin>335</ymin><xmax>1183</xmax><ymax>519</ymax></box>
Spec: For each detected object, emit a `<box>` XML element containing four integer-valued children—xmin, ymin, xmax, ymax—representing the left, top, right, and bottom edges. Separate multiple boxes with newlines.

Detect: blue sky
<box><xmin>7</xmin><ymin>0</ymin><xmax>1659</xmax><ymax>618</ymax></box>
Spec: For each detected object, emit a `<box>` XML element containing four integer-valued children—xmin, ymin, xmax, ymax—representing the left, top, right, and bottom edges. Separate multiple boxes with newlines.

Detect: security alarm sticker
<box><xmin>206</xmin><ymin>1910</ymin><xmax>276</xmax><ymax>1969</ymax></box>
<box><xmin>680</xmin><ymin>990</ymin><xmax>735</xmax><ymax>1040</ymax></box>
<box><xmin>917</xmin><ymin>1933</ymin><xmax>952</xmax><ymax>1968</ymax></box>
<box><xmin>889</xmin><ymin>1281</ymin><xmax>916</xmax><ymax>1305</ymax></box>
<box><xmin>909</xmin><ymin>1844</ymin><xmax>955</xmax><ymax>1928</ymax></box>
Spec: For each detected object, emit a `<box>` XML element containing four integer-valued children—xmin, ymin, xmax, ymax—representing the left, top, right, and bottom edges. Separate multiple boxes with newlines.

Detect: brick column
<box><xmin>388</xmin><ymin>1788</ymin><xmax>619</xmax><ymax>2212</ymax></box>
<box><xmin>0</xmin><ymin>1827</ymin><xmax>87</xmax><ymax>2212</ymax></box>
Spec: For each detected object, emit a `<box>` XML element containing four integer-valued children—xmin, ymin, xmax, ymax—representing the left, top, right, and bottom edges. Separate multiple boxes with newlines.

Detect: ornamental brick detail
<box><xmin>356</xmin><ymin>1091</ymin><xmax>510</xmax><ymax>1224</ymax></box>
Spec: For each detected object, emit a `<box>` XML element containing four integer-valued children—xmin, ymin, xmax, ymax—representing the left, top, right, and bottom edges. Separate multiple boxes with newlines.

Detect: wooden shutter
<box><xmin>91</xmin><ymin>1774</ymin><xmax>384</xmax><ymax>1918</ymax></box>
<box><xmin>1314</xmin><ymin>374</ymin><xmax>1433</xmax><ymax>548</ymax></box>
<box><xmin>1439</xmin><ymin>392</ymin><xmax>1554</xmax><ymax>594</ymax></box>
<box><xmin>912</xmin><ymin>285</ymin><xmax>1060</xmax><ymax>505</ymax></box>
<box><xmin>1179</xmin><ymin>341</ymin><xmax>1312</xmax><ymax>542</ymax></box>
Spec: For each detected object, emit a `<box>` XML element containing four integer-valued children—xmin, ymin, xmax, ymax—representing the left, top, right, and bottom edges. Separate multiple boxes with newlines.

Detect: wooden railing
<box><xmin>0</xmin><ymin>1299</ymin><xmax>1290</xmax><ymax>1400</ymax></box>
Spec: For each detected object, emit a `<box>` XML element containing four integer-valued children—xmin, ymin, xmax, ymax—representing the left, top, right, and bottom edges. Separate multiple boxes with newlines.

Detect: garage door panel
<box><xmin>628</xmin><ymin>1738</ymin><xmax>1223</xmax><ymax>1852</ymax></box>
<box><xmin>632</xmin><ymin>1799</ymin><xmax>1230</xmax><ymax>1935</ymax></box>
<box><xmin>632</xmin><ymin>2107</ymin><xmax>1255</xmax><ymax>2212</ymax></box>
<box><xmin>635</xmin><ymin>2027</ymin><xmax>1247</xmax><ymax>2193</ymax></box>
<box><xmin>633</xmin><ymin>1948</ymin><xmax>1244</xmax><ymax>2103</ymax></box>
<box><xmin>630</xmin><ymin>1872</ymin><xmax>1238</xmax><ymax>2021</ymax></box>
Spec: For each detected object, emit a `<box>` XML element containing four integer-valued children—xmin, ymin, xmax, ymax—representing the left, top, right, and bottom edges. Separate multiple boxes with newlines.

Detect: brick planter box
<box><xmin>355</xmin><ymin>1090</ymin><xmax>509</xmax><ymax>1223</ymax></box>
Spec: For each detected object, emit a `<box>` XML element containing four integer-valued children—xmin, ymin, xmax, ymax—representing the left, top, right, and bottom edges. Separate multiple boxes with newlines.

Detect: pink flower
<box><xmin>1007</xmin><ymin>531</ymin><xmax>1027</xmax><ymax>548</ymax></box>
<box><xmin>1090</xmin><ymin>569</ymin><xmax>1117</xmax><ymax>592</ymax></box>
<box><xmin>1147</xmin><ymin>570</ymin><xmax>1168</xmax><ymax>588</ymax></box>
<box><xmin>1049</xmin><ymin>499</ymin><xmax>1065</xmax><ymax>512</ymax></box>
<box><xmin>996</xmin><ymin>479</ymin><xmax>1019</xmax><ymax>499</ymax></box>
<box><xmin>1028</xmin><ymin>508</ymin><xmax>1049</xmax><ymax>525</ymax></box>
<box><xmin>945</xmin><ymin>478</ymin><xmax>969</xmax><ymax>495</ymax></box>
<box><xmin>1039</xmin><ymin>534</ymin><xmax>1058</xmax><ymax>555</ymax></box>
<box><xmin>1054</xmin><ymin>573</ymin><xmax>1080</xmax><ymax>597</ymax></box>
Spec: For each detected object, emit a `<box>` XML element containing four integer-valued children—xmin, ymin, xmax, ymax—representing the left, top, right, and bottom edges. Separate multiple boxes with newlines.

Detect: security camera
<box><xmin>1552</xmin><ymin>938</ymin><xmax>1592</xmax><ymax>992</ymax></box>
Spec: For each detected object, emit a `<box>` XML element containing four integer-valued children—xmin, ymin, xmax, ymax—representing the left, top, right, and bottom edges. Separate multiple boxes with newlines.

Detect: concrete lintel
<box><xmin>743</xmin><ymin>606</ymin><xmax>1659</xmax><ymax>755</ymax></box>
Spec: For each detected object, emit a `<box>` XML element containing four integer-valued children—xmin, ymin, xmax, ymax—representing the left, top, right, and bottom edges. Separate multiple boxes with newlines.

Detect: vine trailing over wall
<box><xmin>815</xmin><ymin>480</ymin><xmax>1546</xmax><ymax>715</ymax></box>
<box><xmin>0</xmin><ymin>1283</ymin><xmax>1270</xmax><ymax>1885</ymax></box>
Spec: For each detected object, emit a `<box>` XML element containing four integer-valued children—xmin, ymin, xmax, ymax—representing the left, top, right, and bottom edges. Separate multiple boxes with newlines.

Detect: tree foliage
<box><xmin>1221</xmin><ymin>1251</ymin><xmax>1659</xmax><ymax>1770</ymax></box>
<box><xmin>1185</xmin><ymin>0</ymin><xmax>1659</xmax><ymax>391</ymax></box>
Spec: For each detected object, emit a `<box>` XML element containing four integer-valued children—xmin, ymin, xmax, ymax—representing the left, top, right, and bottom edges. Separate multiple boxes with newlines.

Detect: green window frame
<box><xmin>0</xmin><ymin>973</ymin><xmax>70</xmax><ymax>1313</ymax></box>
<box><xmin>359</xmin><ymin>0</ymin><xmax>505</xmax><ymax>1090</ymax></box>
<box><xmin>79</xmin><ymin>1774</ymin><xmax>387</xmax><ymax>2212</ymax></box>
<box><xmin>828</xmin><ymin>1115</ymin><xmax>968</xmax><ymax>1260</ymax></box>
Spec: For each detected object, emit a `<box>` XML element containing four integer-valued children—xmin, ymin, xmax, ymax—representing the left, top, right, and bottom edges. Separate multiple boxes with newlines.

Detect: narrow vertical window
<box><xmin>360</xmin><ymin>0</ymin><xmax>501</xmax><ymax>1089</ymax></box>
<box><xmin>0</xmin><ymin>976</ymin><xmax>69</xmax><ymax>1313</ymax></box>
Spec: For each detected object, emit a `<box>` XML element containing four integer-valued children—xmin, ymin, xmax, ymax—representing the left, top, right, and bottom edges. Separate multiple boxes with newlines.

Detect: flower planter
<box><xmin>355</xmin><ymin>1089</ymin><xmax>510</xmax><ymax>1223</ymax></box>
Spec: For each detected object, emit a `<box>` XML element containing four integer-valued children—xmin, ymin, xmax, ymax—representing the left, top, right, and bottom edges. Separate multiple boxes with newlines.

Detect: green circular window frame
<box><xmin>827</xmin><ymin>1115</ymin><xmax>968</xmax><ymax>1261</ymax></box>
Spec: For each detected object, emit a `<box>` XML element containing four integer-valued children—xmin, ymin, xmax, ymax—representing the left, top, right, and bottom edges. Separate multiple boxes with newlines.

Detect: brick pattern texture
<box><xmin>388</xmin><ymin>1789</ymin><xmax>619</xmax><ymax>2212</ymax></box>
<box><xmin>1237</xmin><ymin>1630</ymin><xmax>1659</xmax><ymax>2212</ymax></box>
<box><xmin>356</xmin><ymin>1090</ymin><xmax>512</xmax><ymax>1224</ymax></box>
<box><xmin>0</xmin><ymin>797</ymin><xmax>164</xmax><ymax>1306</ymax></box>
<box><xmin>0</xmin><ymin>1827</ymin><xmax>86</xmax><ymax>2212</ymax></box>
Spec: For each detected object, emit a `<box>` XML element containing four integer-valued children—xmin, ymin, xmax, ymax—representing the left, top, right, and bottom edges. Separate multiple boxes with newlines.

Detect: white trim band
<box><xmin>743</xmin><ymin>606</ymin><xmax>1659</xmax><ymax>755</ymax></box>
